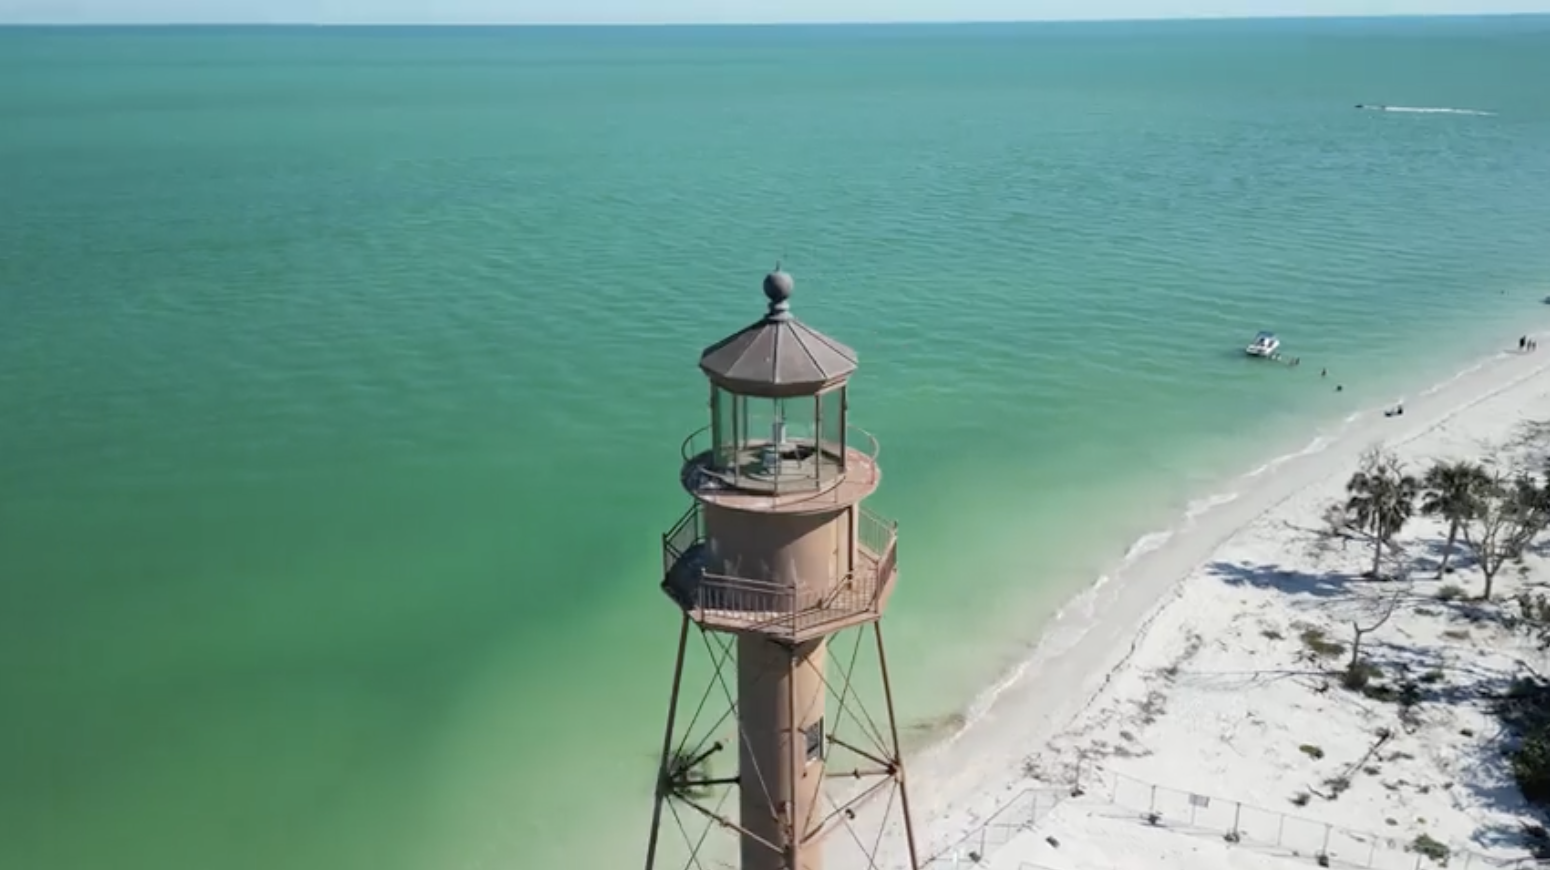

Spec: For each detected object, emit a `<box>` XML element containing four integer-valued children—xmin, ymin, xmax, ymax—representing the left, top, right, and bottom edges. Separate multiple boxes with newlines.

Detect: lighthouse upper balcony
<box><xmin>659</xmin><ymin>502</ymin><xmax>899</xmax><ymax>643</ymax></box>
<box><xmin>679</xmin><ymin>423</ymin><xmax>882</xmax><ymax>513</ymax></box>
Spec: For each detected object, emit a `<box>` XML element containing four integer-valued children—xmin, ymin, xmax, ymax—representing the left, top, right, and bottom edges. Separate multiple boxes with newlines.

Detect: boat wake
<box><xmin>1361</xmin><ymin>105</ymin><xmax>1495</xmax><ymax>116</ymax></box>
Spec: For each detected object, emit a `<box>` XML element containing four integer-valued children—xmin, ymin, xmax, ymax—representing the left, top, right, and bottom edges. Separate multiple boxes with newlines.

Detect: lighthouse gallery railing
<box><xmin>661</xmin><ymin>503</ymin><xmax>898</xmax><ymax>641</ymax></box>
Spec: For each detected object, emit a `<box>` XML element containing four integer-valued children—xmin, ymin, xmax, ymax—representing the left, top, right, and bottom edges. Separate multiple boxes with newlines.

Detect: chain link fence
<box><xmin>1096</xmin><ymin>766</ymin><xmax>1539</xmax><ymax>869</ymax></box>
<box><xmin>918</xmin><ymin>787</ymin><xmax>1070</xmax><ymax>869</ymax></box>
<box><xmin>909</xmin><ymin>761</ymin><xmax>1546</xmax><ymax>870</ymax></box>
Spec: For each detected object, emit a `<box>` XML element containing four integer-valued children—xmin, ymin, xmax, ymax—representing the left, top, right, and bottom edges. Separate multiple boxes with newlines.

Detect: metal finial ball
<box><xmin>763</xmin><ymin>270</ymin><xmax>794</xmax><ymax>305</ymax></box>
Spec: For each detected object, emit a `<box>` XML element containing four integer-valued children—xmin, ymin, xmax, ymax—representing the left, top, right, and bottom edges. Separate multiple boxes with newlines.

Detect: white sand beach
<box><xmin>891</xmin><ymin>334</ymin><xmax>1550</xmax><ymax>870</ymax></box>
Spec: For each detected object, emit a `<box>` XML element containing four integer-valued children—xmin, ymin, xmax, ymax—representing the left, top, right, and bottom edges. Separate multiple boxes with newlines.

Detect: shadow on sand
<box><xmin>1206</xmin><ymin>560</ymin><xmax>1359</xmax><ymax>599</ymax></box>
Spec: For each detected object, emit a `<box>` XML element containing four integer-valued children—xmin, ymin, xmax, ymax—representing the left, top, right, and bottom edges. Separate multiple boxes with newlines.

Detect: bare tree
<box><xmin>1347</xmin><ymin>580</ymin><xmax>1408</xmax><ymax>679</ymax></box>
<box><xmin>1459</xmin><ymin>469</ymin><xmax>1546</xmax><ymax>600</ymax></box>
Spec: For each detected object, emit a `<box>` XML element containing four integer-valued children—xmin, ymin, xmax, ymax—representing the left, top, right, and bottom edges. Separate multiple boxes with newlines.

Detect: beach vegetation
<box><xmin>1341</xmin><ymin>449</ymin><xmax>1421</xmax><ymax>580</ymax></box>
<box><xmin>1514</xmin><ymin>725</ymin><xmax>1550</xmax><ymax>807</ymax></box>
<box><xmin>1359</xmin><ymin>678</ymin><xmax>1422</xmax><ymax>711</ymax></box>
<box><xmin>1299</xmin><ymin>627</ymin><xmax>1345</xmax><ymax>659</ymax></box>
<box><xmin>1421</xmin><ymin>460</ymin><xmax>1493</xmax><ymax>578</ymax></box>
<box><xmin>1341</xmin><ymin>660</ymin><xmax>1382</xmax><ymax>691</ymax></box>
<box><xmin>1435</xmin><ymin>584</ymin><xmax>1466</xmax><ymax>601</ymax></box>
<box><xmin>1522</xmin><ymin>823</ymin><xmax>1550</xmax><ymax>859</ymax></box>
<box><xmin>1494</xmin><ymin>677</ymin><xmax>1550</xmax><ymax>808</ymax></box>
<box><xmin>1458</xmin><ymin>469</ymin><xmax>1548</xmax><ymax>600</ymax></box>
<box><xmin>1410</xmin><ymin>832</ymin><xmax>1450</xmax><ymax>864</ymax></box>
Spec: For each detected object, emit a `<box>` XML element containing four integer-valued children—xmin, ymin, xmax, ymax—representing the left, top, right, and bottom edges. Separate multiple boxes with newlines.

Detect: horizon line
<box><xmin>3</xmin><ymin>11</ymin><xmax>1548</xmax><ymax>28</ymax></box>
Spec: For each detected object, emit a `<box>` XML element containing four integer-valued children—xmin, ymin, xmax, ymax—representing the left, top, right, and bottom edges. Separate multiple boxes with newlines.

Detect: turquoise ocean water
<box><xmin>3</xmin><ymin>17</ymin><xmax>1550</xmax><ymax>870</ymax></box>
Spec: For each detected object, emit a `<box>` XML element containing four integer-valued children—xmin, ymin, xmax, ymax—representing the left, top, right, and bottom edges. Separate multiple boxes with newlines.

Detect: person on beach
<box><xmin>1523</xmin><ymin>336</ymin><xmax>1529</xmax><ymax>351</ymax></box>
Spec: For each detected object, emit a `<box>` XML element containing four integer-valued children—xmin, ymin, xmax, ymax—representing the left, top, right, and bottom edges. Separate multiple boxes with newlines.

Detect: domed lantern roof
<box><xmin>697</xmin><ymin>268</ymin><xmax>858</xmax><ymax>397</ymax></box>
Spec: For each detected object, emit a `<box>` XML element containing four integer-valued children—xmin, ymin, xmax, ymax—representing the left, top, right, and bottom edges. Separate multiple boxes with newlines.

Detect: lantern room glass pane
<box><xmin>702</xmin><ymin>386</ymin><xmax>850</xmax><ymax>494</ymax></box>
<box><xmin>819</xmin><ymin>386</ymin><xmax>846</xmax><ymax>469</ymax></box>
<box><xmin>711</xmin><ymin>386</ymin><xmax>736</xmax><ymax>470</ymax></box>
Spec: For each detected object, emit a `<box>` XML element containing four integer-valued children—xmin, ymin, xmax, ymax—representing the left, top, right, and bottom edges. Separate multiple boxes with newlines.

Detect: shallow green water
<box><xmin>3</xmin><ymin>18</ymin><xmax>1550</xmax><ymax>870</ymax></box>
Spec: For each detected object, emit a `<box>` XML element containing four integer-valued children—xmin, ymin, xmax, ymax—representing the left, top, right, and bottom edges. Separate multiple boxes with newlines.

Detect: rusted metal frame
<box><xmin>670</xmin><ymin>638</ymin><xmax>735</xmax><ymax>767</ymax></box>
<box><xmin>701</xmin><ymin>628</ymin><xmax>782</xmax><ymax>841</ymax></box>
<box><xmin>678</xmin><ymin>775</ymin><xmax>740</xmax><ymax>789</ymax></box>
<box><xmin>708</xmin><ymin>383</ymin><xmax>720</xmax><ymax>468</ymax></box>
<box><xmin>817</xmin><ymin>570</ymin><xmax>862</xmax><ymax>609</ymax></box>
<box><xmin>820</xmin><ymin>765</ymin><xmax>895</xmax><ymax>781</ymax></box>
<box><xmin>826</xmin><ymin>733</ymin><xmax>895</xmax><ymax>771</ymax></box>
<box><xmin>866</xmin><ymin>777</ymin><xmax>901</xmax><ymax>868</ymax></box>
<box><xmin>663</xmin><ymin>799</ymin><xmax>708</xmax><ymax>870</ymax></box>
<box><xmin>667</xmin><ymin>785</ymin><xmax>734</xmax><ymax>870</ymax></box>
<box><xmin>814</xmin><ymin>785</ymin><xmax>885</xmax><ymax>866</ymax></box>
<box><xmin>663</xmin><ymin>502</ymin><xmax>702</xmax><ymax>562</ymax></box>
<box><xmin>810</xmin><ymin>627</ymin><xmax>892</xmax><ymax>758</ymax></box>
<box><xmin>802</xmin><ymin>774</ymin><xmax>897</xmax><ymax>846</ymax></box>
<box><xmin>786</xmin><ymin>642</ymin><xmax>803</xmax><ymax>867</ymax></box>
<box><xmin>734</xmin><ymin>393</ymin><xmax>745</xmax><ymax>489</ymax></box>
<box><xmin>813</xmin><ymin>392</ymin><xmax>825</xmax><ymax>487</ymax></box>
<box><xmin>645</xmin><ymin>614</ymin><xmax>692</xmax><ymax>870</ymax></box>
<box><xmin>793</xmin><ymin>639</ymin><xmax>831</xmax><ymax>842</ymax></box>
<box><xmin>824</xmin><ymin>627</ymin><xmax>868</xmax><ymax>767</ymax></box>
<box><xmin>876</xmin><ymin>620</ymin><xmax>922</xmax><ymax>870</ymax></box>
<box><xmin>672</xmin><ymin>791</ymin><xmax>784</xmax><ymax>857</ymax></box>
<box><xmin>840</xmin><ymin>385</ymin><xmax>849</xmax><ymax>470</ymax></box>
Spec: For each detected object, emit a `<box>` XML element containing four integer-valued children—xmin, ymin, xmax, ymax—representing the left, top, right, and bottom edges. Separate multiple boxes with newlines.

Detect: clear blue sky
<box><xmin>1</xmin><ymin>0</ymin><xmax>1548</xmax><ymax>25</ymax></box>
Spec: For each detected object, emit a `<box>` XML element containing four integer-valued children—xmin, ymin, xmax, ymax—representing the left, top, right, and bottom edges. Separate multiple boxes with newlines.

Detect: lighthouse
<box><xmin>644</xmin><ymin>269</ymin><xmax>918</xmax><ymax>870</ymax></box>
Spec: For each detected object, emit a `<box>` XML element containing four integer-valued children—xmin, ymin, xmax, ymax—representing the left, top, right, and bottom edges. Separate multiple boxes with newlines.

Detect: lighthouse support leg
<box><xmin>876</xmin><ymin>621</ymin><xmax>922</xmax><ymax>870</ymax></box>
<box><xmin>644</xmin><ymin>614</ymin><xmax>691</xmax><ymax>870</ymax></box>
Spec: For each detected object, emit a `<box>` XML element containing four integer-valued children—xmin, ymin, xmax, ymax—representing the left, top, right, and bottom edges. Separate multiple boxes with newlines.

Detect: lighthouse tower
<box><xmin>644</xmin><ymin>269</ymin><xmax>919</xmax><ymax>870</ymax></box>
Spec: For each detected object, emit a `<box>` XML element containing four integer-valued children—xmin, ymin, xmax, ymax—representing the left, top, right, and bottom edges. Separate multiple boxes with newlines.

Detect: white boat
<box><xmin>1245</xmin><ymin>331</ymin><xmax>1280</xmax><ymax>358</ymax></box>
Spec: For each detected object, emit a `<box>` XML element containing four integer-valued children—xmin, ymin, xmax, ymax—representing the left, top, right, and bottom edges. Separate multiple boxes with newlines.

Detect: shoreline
<box><xmin>891</xmin><ymin>308</ymin><xmax>1540</xmax><ymax>751</ymax></box>
<box><xmin>893</xmin><ymin>327</ymin><xmax>1550</xmax><ymax>867</ymax></box>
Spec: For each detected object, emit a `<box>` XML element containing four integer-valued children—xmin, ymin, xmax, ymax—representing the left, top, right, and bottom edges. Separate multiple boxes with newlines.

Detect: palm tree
<box><xmin>1345</xmin><ymin>453</ymin><xmax>1420</xmax><ymax>579</ymax></box>
<box><xmin>1420</xmin><ymin>460</ymin><xmax>1491</xmax><ymax>578</ymax></box>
